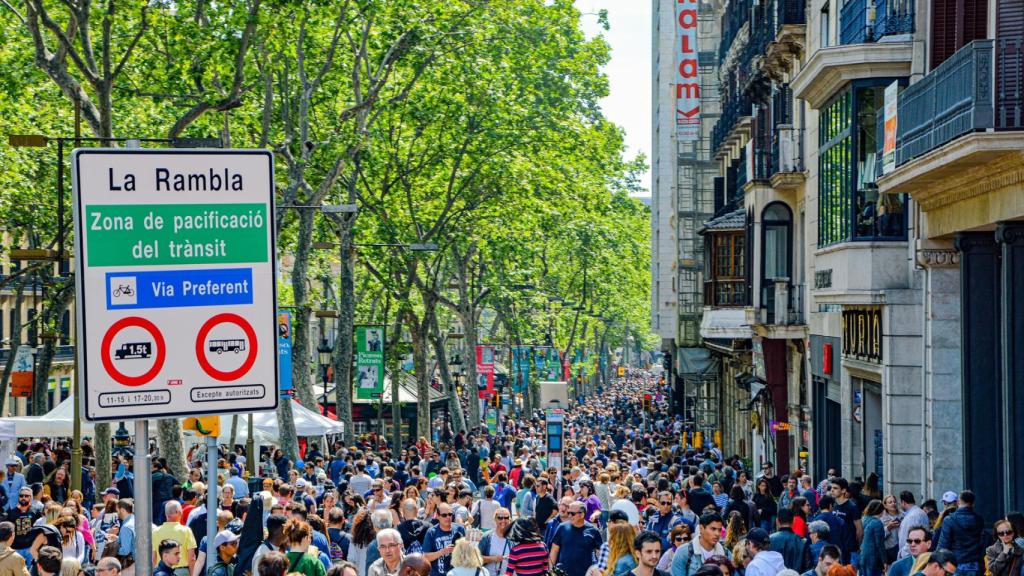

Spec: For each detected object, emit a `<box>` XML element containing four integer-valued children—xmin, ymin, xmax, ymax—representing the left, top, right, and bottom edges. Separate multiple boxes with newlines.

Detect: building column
<box><xmin>916</xmin><ymin>247</ymin><xmax>963</xmax><ymax>498</ymax></box>
<box><xmin>953</xmin><ymin>233</ymin><xmax>1002</xmax><ymax>523</ymax></box>
<box><xmin>996</xmin><ymin>223</ymin><xmax>1024</xmax><ymax>513</ymax></box>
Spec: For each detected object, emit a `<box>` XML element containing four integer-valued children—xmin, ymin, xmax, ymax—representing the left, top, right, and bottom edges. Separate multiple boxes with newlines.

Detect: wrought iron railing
<box><xmin>718</xmin><ymin>0</ymin><xmax>754</xmax><ymax>63</ymax></box>
<box><xmin>896</xmin><ymin>40</ymin><xmax>994</xmax><ymax>165</ymax></box>
<box><xmin>872</xmin><ymin>0</ymin><xmax>914</xmax><ymax>38</ymax></box>
<box><xmin>767</xmin><ymin>0</ymin><xmax>807</xmax><ymax>32</ymax></box>
<box><xmin>711</xmin><ymin>91</ymin><xmax>754</xmax><ymax>155</ymax></box>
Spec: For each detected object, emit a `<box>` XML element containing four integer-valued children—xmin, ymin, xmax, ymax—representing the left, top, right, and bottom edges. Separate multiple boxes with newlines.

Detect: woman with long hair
<box><xmin>657</xmin><ymin>524</ymin><xmax>692</xmax><ymax>572</ymax></box>
<box><xmin>725</xmin><ymin>486</ymin><xmax>755</xmax><ymax>536</ymax></box>
<box><xmin>604</xmin><ymin>523</ymin><xmax>637</xmax><ymax>576</ymax></box>
<box><xmin>858</xmin><ymin>500</ymin><xmax>887</xmax><ymax>576</ymax></box>
<box><xmin>723</xmin><ymin>511</ymin><xmax>748</xmax><ymax>550</ymax></box>
<box><xmin>790</xmin><ymin>497</ymin><xmax>810</xmax><ymax>537</ymax></box>
<box><xmin>579</xmin><ymin>481</ymin><xmax>602</xmax><ymax>524</ymax></box>
<box><xmin>55</xmin><ymin>515</ymin><xmax>86</xmax><ymax>564</ymax></box>
<box><xmin>986</xmin><ymin>518</ymin><xmax>1024</xmax><ymax>576</ymax></box>
<box><xmin>348</xmin><ymin>509</ymin><xmax>376</xmax><ymax>576</ymax></box>
<box><xmin>753</xmin><ymin>479</ymin><xmax>777</xmax><ymax>532</ymax></box>
<box><xmin>283</xmin><ymin>519</ymin><xmax>327</xmax><ymax>576</ymax></box>
<box><xmin>880</xmin><ymin>494</ymin><xmax>903</xmax><ymax>564</ymax></box>
<box><xmin>506</xmin><ymin>518</ymin><xmax>548</xmax><ymax>576</ymax></box>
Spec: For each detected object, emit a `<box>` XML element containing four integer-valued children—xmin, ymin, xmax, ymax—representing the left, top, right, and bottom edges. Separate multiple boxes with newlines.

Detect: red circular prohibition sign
<box><xmin>101</xmin><ymin>317</ymin><xmax>167</xmax><ymax>386</ymax></box>
<box><xmin>195</xmin><ymin>313</ymin><xmax>258</xmax><ymax>381</ymax></box>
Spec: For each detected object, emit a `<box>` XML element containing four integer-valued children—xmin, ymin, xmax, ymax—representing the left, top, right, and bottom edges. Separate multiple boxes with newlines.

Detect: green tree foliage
<box><xmin>1</xmin><ymin>0</ymin><xmax>654</xmax><ymax>448</ymax></box>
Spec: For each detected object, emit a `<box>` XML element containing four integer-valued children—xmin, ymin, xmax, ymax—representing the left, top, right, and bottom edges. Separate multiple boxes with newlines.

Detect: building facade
<box><xmin>653</xmin><ymin>0</ymin><xmax>1024</xmax><ymax>517</ymax></box>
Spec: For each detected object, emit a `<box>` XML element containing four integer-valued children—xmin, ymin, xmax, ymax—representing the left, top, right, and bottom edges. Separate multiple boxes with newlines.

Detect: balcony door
<box><xmin>930</xmin><ymin>0</ymin><xmax>987</xmax><ymax>68</ymax></box>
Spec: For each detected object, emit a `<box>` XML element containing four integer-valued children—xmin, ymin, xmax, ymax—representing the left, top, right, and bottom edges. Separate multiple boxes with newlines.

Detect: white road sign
<box><xmin>73</xmin><ymin>149</ymin><xmax>278</xmax><ymax>421</ymax></box>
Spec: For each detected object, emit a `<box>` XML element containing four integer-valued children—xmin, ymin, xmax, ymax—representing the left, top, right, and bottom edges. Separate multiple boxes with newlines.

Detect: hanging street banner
<box><xmin>278</xmin><ymin>310</ymin><xmax>293</xmax><ymax>396</ymax></box>
<box><xmin>883</xmin><ymin>81</ymin><xmax>899</xmax><ymax>174</ymax></box>
<box><xmin>545</xmin><ymin>348</ymin><xmax>560</xmax><ymax>380</ymax></box>
<box><xmin>476</xmin><ymin>345</ymin><xmax>495</xmax><ymax>399</ymax></box>
<box><xmin>675</xmin><ymin>0</ymin><xmax>701</xmax><ymax>140</ymax></box>
<box><xmin>512</xmin><ymin>346</ymin><xmax>531</xmax><ymax>393</ymax></box>
<box><xmin>355</xmin><ymin>325</ymin><xmax>385</xmax><ymax>400</ymax></box>
<box><xmin>73</xmin><ymin>149</ymin><xmax>278</xmax><ymax>421</ymax></box>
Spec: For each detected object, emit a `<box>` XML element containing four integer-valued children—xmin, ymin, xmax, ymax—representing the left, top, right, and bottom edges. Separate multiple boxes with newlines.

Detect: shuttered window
<box><xmin>997</xmin><ymin>0</ymin><xmax>1024</xmax><ymax>128</ymax></box>
<box><xmin>930</xmin><ymin>0</ymin><xmax>988</xmax><ymax>68</ymax></box>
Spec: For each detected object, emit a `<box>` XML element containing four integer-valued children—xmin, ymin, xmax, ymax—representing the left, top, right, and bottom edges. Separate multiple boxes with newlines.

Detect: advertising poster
<box><xmin>675</xmin><ymin>0</ymin><xmax>701</xmax><ymax>140</ymax></box>
<box><xmin>278</xmin><ymin>311</ymin><xmax>293</xmax><ymax>396</ymax></box>
<box><xmin>356</xmin><ymin>325</ymin><xmax>385</xmax><ymax>400</ymax></box>
<box><xmin>476</xmin><ymin>345</ymin><xmax>495</xmax><ymax>399</ymax></box>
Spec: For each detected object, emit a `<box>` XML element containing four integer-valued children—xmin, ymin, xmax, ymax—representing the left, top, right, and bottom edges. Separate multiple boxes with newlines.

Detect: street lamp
<box><xmin>112</xmin><ymin>422</ymin><xmax>134</xmax><ymax>459</ymax></box>
<box><xmin>318</xmin><ymin>339</ymin><xmax>333</xmax><ymax>415</ymax></box>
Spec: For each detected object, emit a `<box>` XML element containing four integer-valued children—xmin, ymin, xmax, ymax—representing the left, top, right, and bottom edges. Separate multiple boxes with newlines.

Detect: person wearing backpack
<box><xmin>670</xmin><ymin>512</ymin><xmax>731</xmax><ymax>576</ymax></box>
<box><xmin>208</xmin><ymin>530</ymin><xmax>240</xmax><ymax>576</ymax></box>
<box><xmin>282</xmin><ymin>519</ymin><xmax>326</xmax><ymax>576</ymax></box>
<box><xmin>252</xmin><ymin>514</ymin><xmax>287</xmax><ymax>576</ymax></box>
<box><xmin>326</xmin><ymin>508</ymin><xmax>351</xmax><ymax>563</ymax></box>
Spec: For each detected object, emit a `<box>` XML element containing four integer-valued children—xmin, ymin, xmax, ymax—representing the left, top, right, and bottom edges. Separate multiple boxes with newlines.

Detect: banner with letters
<box><xmin>675</xmin><ymin>0</ymin><xmax>701</xmax><ymax>140</ymax></box>
<box><xmin>476</xmin><ymin>345</ymin><xmax>495</xmax><ymax>399</ymax></box>
<box><xmin>355</xmin><ymin>325</ymin><xmax>385</xmax><ymax>400</ymax></box>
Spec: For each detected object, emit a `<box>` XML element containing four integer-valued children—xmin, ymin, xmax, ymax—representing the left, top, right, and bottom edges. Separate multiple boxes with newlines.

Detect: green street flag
<box><xmin>355</xmin><ymin>326</ymin><xmax>385</xmax><ymax>400</ymax></box>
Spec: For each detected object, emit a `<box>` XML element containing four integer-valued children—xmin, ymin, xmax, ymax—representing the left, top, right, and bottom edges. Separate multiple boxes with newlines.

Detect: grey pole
<box><xmin>206</xmin><ymin>435</ymin><xmax>218</xmax><ymax>574</ymax></box>
<box><xmin>133</xmin><ymin>420</ymin><xmax>153</xmax><ymax>576</ymax></box>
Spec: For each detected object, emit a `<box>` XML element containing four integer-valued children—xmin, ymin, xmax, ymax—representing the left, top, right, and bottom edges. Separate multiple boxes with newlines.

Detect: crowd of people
<box><xmin>0</xmin><ymin>369</ymin><xmax>1020</xmax><ymax>576</ymax></box>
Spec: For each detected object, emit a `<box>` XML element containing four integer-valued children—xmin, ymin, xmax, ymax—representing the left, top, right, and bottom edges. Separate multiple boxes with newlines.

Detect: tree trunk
<box><xmin>276</xmin><ymin>400</ymin><xmax>300</xmax><ymax>462</ymax></box>
<box><xmin>229</xmin><ymin>415</ymin><xmax>239</xmax><ymax>450</ymax></box>
<box><xmin>290</xmin><ymin>209</ymin><xmax>317</xmax><ymax>410</ymax></box>
<box><xmin>430</xmin><ymin>314</ymin><xmax>466</xmax><ymax>433</ymax></box>
<box><xmin>334</xmin><ymin>219</ymin><xmax>355</xmax><ymax>444</ymax></box>
<box><xmin>94</xmin><ymin>423</ymin><xmax>112</xmax><ymax>488</ymax></box>
<box><xmin>156</xmin><ymin>419</ymin><xmax>188</xmax><ymax>480</ymax></box>
<box><xmin>412</xmin><ymin>323</ymin><xmax>431</xmax><ymax>443</ymax></box>
<box><xmin>31</xmin><ymin>284</ymin><xmax>73</xmax><ymax>416</ymax></box>
<box><xmin>463</xmin><ymin>308</ymin><xmax>480</xmax><ymax>429</ymax></box>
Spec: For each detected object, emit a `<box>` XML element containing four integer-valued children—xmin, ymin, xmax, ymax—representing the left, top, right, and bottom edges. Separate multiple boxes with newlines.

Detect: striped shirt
<box><xmin>506</xmin><ymin>541</ymin><xmax>549</xmax><ymax>576</ymax></box>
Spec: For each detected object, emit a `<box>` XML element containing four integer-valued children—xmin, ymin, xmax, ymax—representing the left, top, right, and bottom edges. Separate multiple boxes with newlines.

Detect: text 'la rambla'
<box><xmin>108</xmin><ymin>167</ymin><xmax>244</xmax><ymax>191</ymax></box>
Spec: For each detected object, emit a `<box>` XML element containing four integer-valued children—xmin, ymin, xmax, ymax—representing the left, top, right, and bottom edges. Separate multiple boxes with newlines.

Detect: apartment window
<box><xmin>27</xmin><ymin>308</ymin><xmax>37</xmax><ymax>347</ymax></box>
<box><xmin>704</xmin><ymin>232</ymin><xmax>747</xmax><ymax>306</ymax></box>
<box><xmin>818</xmin><ymin>83</ymin><xmax>906</xmax><ymax>247</ymax></box>
<box><xmin>763</xmin><ymin>203</ymin><xmax>793</xmax><ymax>281</ymax></box>
<box><xmin>60</xmin><ymin>311</ymin><xmax>70</xmax><ymax>346</ymax></box>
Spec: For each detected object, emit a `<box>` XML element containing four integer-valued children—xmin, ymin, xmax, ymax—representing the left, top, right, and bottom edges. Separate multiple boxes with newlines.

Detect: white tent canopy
<box><xmin>4</xmin><ymin>396</ymin><xmax>343</xmax><ymax>443</ymax></box>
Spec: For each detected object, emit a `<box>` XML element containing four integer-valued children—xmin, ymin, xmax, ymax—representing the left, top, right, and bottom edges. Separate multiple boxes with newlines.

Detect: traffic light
<box><xmin>491</xmin><ymin>392</ymin><xmax>500</xmax><ymax>408</ymax></box>
<box><xmin>642</xmin><ymin>393</ymin><xmax>652</xmax><ymax>412</ymax></box>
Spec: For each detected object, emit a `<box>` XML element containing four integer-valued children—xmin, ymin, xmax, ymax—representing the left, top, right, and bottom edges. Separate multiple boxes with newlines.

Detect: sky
<box><xmin>575</xmin><ymin>0</ymin><xmax>653</xmax><ymax>196</ymax></box>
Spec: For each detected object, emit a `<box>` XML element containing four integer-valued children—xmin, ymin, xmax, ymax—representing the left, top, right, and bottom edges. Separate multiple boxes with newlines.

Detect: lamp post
<box><xmin>318</xmin><ymin>339</ymin><xmax>333</xmax><ymax>416</ymax></box>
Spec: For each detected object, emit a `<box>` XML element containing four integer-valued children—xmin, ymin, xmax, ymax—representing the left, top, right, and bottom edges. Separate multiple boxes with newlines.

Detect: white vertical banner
<box><xmin>883</xmin><ymin>81</ymin><xmax>898</xmax><ymax>174</ymax></box>
<box><xmin>675</xmin><ymin>0</ymin><xmax>701</xmax><ymax>141</ymax></box>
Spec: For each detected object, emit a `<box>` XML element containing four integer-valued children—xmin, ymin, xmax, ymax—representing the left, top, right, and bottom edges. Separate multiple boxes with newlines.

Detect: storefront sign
<box><xmin>675</xmin><ymin>0</ymin><xmax>701</xmax><ymax>140</ymax></box>
<box><xmin>842</xmin><ymin>307</ymin><xmax>882</xmax><ymax>362</ymax></box>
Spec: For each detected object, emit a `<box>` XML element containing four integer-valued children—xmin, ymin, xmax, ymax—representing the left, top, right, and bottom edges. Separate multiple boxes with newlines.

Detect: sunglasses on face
<box><xmin>660</xmin><ymin>501</ymin><xmax>672</xmax><ymax>506</ymax></box>
<box><xmin>438</xmin><ymin>513</ymin><xmax>453</xmax><ymax>518</ymax></box>
<box><xmin>997</xmin><ymin>530</ymin><xmax>1014</xmax><ymax>536</ymax></box>
<box><xmin>496</xmin><ymin>516</ymin><xmax>511</xmax><ymax>520</ymax></box>
<box><xmin>568</xmin><ymin>511</ymin><xmax>583</xmax><ymax>516</ymax></box>
<box><xmin>674</xmin><ymin>537</ymin><xmax>686</xmax><ymax>542</ymax></box>
<box><xmin>906</xmin><ymin>539</ymin><xmax>924</xmax><ymax>544</ymax></box>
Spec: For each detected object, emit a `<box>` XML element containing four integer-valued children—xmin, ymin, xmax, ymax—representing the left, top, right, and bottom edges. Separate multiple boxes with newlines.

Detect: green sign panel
<box><xmin>84</xmin><ymin>203</ymin><xmax>269</xmax><ymax>266</ymax></box>
<box><xmin>355</xmin><ymin>325</ymin><xmax>385</xmax><ymax>400</ymax></box>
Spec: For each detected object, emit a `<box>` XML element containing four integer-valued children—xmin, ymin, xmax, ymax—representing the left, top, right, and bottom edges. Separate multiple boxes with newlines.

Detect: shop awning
<box><xmin>700</xmin><ymin>308</ymin><xmax>753</xmax><ymax>340</ymax></box>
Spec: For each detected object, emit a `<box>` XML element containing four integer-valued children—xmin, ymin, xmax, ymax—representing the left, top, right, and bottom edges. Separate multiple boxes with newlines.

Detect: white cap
<box><xmin>212</xmin><ymin>529</ymin><xmax>240</xmax><ymax>549</ymax></box>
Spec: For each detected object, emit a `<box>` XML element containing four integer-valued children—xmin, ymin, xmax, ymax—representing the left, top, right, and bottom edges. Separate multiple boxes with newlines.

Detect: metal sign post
<box><xmin>134</xmin><ymin>420</ymin><xmax>152</xmax><ymax>576</ymax></box>
<box><xmin>206</xmin><ymin>435</ymin><xmax>218</xmax><ymax>574</ymax></box>
<box><xmin>546</xmin><ymin>408</ymin><xmax>564</xmax><ymax>499</ymax></box>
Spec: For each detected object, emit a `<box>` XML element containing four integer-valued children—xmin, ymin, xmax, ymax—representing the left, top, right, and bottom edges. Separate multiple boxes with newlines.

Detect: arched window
<box><xmin>763</xmin><ymin>202</ymin><xmax>792</xmax><ymax>281</ymax></box>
